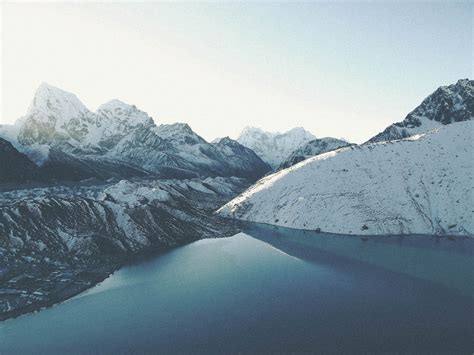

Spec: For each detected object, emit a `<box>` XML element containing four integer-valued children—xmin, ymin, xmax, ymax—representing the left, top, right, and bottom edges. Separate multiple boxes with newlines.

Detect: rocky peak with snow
<box><xmin>3</xmin><ymin>83</ymin><xmax>273</xmax><ymax>181</ymax></box>
<box><xmin>155</xmin><ymin>123</ymin><xmax>206</xmax><ymax>145</ymax></box>
<box><xmin>27</xmin><ymin>82</ymin><xmax>89</xmax><ymax>119</ymax></box>
<box><xmin>213</xmin><ymin>136</ymin><xmax>240</xmax><ymax>147</ymax></box>
<box><xmin>96</xmin><ymin>99</ymin><xmax>152</xmax><ymax>127</ymax></box>
<box><xmin>237</xmin><ymin>126</ymin><xmax>316</xmax><ymax>168</ymax></box>
<box><xmin>278</xmin><ymin>137</ymin><xmax>352</xmax><ymax>170</ymax></box>
<box><xmin>368</xmin><ymin>79</ymin><xmax>473</xmax><ymax>143</ymax></box>
<box><xmin>18</xmin><ymin>83</ymin><xmax>97</xmax><ymax>150</ymax></box>
<box><xmin>94</xmin><ymin>99</ymin><xmax>154</xmax><ymax>150</ymax></box>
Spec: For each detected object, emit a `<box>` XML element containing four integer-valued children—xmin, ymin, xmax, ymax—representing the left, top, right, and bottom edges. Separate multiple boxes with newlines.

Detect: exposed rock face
<box><xmin>368</xmin><ymin>79</ymin><xmax>473</xmax><ymax>143</ymax></box>
<box><xmin>278</xmin><ymin>137</ymin><xmax>352</xmax><ymax>170</ymax></box>
<box><xmin>237</xmin><ymin>127</ymin><xmax>316</xmax><ymax>168</ymax></box>
<box><xmin>0</xmin><ymin>138</ymin><xmax>38</xmax><ymax>183</ymax></box>
<box><xmin>212</xmin><ymin>137</ymin><xmax>272</xmax><ymax>180</ymax></box>
<box><xmin>0</xmin><ymin>176</ymin><xmax>249</xmax><ymax>319</ymax></box>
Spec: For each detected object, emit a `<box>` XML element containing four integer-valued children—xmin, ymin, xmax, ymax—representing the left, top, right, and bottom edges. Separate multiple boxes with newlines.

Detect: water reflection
<box><xmin>241</xmin><ymin>222</ymin><xmax>474</xmax><ymax>296</ymax></box>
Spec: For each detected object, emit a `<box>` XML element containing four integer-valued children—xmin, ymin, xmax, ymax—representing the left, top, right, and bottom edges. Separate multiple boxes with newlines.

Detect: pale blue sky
<box><xmin>1</xmin><ymin>1</ymin><xmax>472</xmax><ymax>142</ymax></box>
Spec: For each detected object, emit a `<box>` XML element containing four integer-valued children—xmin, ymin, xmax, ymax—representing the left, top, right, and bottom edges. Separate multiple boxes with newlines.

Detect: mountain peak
<box><xmin>240</xmin><ymin>126</ymin><xmax>266</xmax><ymax>135</ymax></box>
<box><xmin>367</xmin><ymin>78</ymin><xmax>473</xmax><ymax>143</ymax></box>
<box><xmin>96</xmin><ymin>99</ymin><xmax>140</xmax><ymax>113</ymax></box>
<box><xmin>155</xmin><ymin>123</ymin><xmax>206</xmax><ymax>144</ymax></box>
<box><xmin>237</xmin><ymin>126</ymin><xmax>316</xmax><ymax>168</ymax></box>
<box><xmin>214</xmin><ymin>136</ymin><xmax>237</xmax><ymax>146</ymax></box>
<box><xmin>96</xmin><ymin>99</ymin><xmax>152</xmax><ymax>128</ymax></box>
<box><xmin>28</xmin><ymin>82</ymin><xmax>89</xmax><ymax>119</ymax></box>
<box><xmin>456</xmin><ymin>78</ymin><xmax>471</xmax><ymax>87</ymax></box>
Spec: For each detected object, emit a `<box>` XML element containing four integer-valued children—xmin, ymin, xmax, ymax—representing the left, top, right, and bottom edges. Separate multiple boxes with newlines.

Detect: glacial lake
<box><xmin>1</xmin><ymin>223</ymin><xmax>473</xmax><ymax>354</ymax></box>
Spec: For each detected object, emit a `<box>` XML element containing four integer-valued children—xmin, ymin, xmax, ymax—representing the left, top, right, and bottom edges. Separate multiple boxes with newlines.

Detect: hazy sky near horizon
<box><xmin>1</xmin><ymin>2</ymin><xmax>472</xmax><ymax>143</ymax></box>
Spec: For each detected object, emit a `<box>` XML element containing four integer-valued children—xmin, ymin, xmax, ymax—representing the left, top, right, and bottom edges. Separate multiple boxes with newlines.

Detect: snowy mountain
<box><xmin>237</xmin><ymin>127</ymin><xmax>316</xmax><ymax>168</ymax></box>
<box><xmin>17</xmin><ymin>82</ymin><xmax>99</xmax><ymax>154</ymax></box>
<box><xmin>368</xmin><ymin>79</ymin><xmax>473</xmax><ymax>143</ymax></box>
<box><xmin>218</xmin><ymin>121</ymin><xmax>473</xmax><ymax>236</ymax></box>
<box><xmin>278</xmin><ymin>137</ymin><xmax>352</xmax><ymax>170</ymax></box>
<box><xmin>0</xmin><ymin>138</ymin><xmax>38</xmax><ymax>183</ymax></box>
<box><xmin>1</xmin><ymin>83</ymin><xmax>270</xmax><ymax>181</ymax></box>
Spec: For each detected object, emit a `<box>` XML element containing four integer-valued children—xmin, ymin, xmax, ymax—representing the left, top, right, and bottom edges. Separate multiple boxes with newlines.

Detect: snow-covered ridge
<box><xmin>0</xmin><ymin>83</ymin><xmax>271</xmax><ymax>180</ymax></box>
<box><xmin>218</xmin><ymin>121</ymin><xmax>474</xmax><ymax>236</ymax></box>
<box><xmin>368</xmin><ymin>78</ymin><xmax>473</xmax><ymax>143</ymax></box>
<box><xmin>237</xmin><ymin>126</ymin><xmax>316</xmax><ymax>168</ymax></box>
<box><xmin>154</xmin><ymin>123</ymin><xmax>206</xmax><ymax>144</ymax></box>
<box><xmin>278</xmin><ymin>137</ymin><xmax>352</xmax><ymax>170</ymax></box>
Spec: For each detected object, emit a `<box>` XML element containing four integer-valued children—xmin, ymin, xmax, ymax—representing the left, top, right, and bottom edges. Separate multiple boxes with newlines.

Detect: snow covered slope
<box><xmin>368</xmin><ymin>79</ymin><xmax>473</xmax><ymax>143</ymax></box>
<box><xmin>218</xmin><ymin>121</ymin><xmax>474</xmax><ymax>236</ymax></box>
<box><xmin>237</xmin><ymin>127</ymin><xmax>315</xmax><ymax>168</ymax></box>
<box><xmin>278</xmin><ymin>137</ymin><xmax>352</xmax><ymax>170</ymax></box>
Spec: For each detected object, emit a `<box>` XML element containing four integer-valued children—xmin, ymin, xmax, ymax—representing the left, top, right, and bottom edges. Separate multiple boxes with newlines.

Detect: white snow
<box><xmin>219</xmin><ymin>121</ymin><xmax>474</xmax><ymax>236</ymax></box>
<box><xmin>103</xmin><ymin>180</ymin><xmax>172</xmax><ymax>207</ymax></box>
<box><xmin>237</xmin><ymin>126</ymin><xmax>316</xmax><ymax>168</ymax></box>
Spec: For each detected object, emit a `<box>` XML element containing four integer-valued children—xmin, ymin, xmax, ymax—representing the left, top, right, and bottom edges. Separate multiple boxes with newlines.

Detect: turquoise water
<box><xmin>1</xmin><ymin>224</ymin><xmax>473</xmax><ymax>354</ymax></box>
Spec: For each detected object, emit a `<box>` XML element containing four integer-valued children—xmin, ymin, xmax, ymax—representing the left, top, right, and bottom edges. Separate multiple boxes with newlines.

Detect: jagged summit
<box><xmin>97</xmin><ymin>99</ymin><xmax>131</xmax><ymax>110</ymax></box>
<box><xmin>368</xmin><ymin>78</ymin><xmax>473</xmax><ymax>143</ymax></box>
<box><xmin>155</xmin><ymin>122</ymin><xmax>206</xmax><ymax>144</ymax></box>
<box><xmin>1</xmin><ymin>83</ymin><xmax>272</xmax><ymax>181</ymax></box>
<box><xmin>237</xmin><ymin>126</ymin><xmax>316</xmax><ymax>168</ymax></box>
<box><xmin>27</xmin><ymin>82</ymin><xmax>89</xmax><ymax>120</ymax></box>
<box><xmin>214</xmin><ymin>136</ymin><xmax>235</xmax><ymax>145</ymax></box>
<box><xmin>96</xmin><ymin>99</ymin><xmax>152</xmax><ymax>127</ymax></box>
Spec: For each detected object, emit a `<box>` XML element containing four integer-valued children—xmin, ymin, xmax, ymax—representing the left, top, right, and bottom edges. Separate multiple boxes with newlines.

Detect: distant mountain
<box><xmin>0</xmin><ymin>138</ymin><xmax>38</xmax><ymax>183</ymax></box>
<box><xmin>367</xmin><ymin>79</ymin><xmax>473</xmax><ymax>143</ymax></box>
<box><xmin>278</xmin><ymin>137</ymin><xmax>352</xmax><ymax>170</ymax></box>
<box><xmin>219</xmin><ymin>121</ymin><xmax>473</xmax><ymax>236</ymax></box>
<box><xmin>1</xmin><ymin>83</ymin><xmax>270</xmax><ymax>181</ymax></box>
<box><xmin>237</xmin><ymin>127</ymin><xmax>315</xmax><ymax>168</ymax></box>
<box><xmin>213</xmin><ymin>137</ymin><xmax>272</xmax><ymax>180</ymax></box>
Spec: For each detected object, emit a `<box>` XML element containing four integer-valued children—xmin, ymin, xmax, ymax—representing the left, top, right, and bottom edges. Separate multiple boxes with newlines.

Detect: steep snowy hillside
<box><xmin>278</xmin><ymin>137</ymin><xmax>352</xmax><ymax>170</ymax></box>
<box><xmin>0</xmin><ymin>138</ymin><xmax>39</xmax><ymax>183</ymax></box>
<box><xmin>1</xmin><ymin>83</ymin><xmax>271</xmax><ymax>181</ymax></box>
<box><xmin>368</xmin><ymin>79</ymin><xmax>473</xmax><ymax>143</ymax></box>
<box><xmin>219</xmin><ymin>121</ymin><xmax>473</xmax><ymax>236</ymax></box>
<box><xmin>237</xmin><ymin>127</ymin><xmax>315</xmax><ymax>168</ymax></box>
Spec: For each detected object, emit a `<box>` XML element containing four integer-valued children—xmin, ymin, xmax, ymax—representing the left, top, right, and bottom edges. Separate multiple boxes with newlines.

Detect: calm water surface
<box><xmin>1</xmin><ymin>224</ymin><xmax>473</xmax><ymax>354</ymax></box>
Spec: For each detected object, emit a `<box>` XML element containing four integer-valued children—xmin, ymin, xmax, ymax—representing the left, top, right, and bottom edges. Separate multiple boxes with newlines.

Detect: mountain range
<box><xmin>0</xmin><ymin>78</ymin><xmax>472</xmax><ymax>320</ymax></box>
<box><xmin>236</xmin><ymin>126</ymin><xmax>316</xmax><ymax>168</ymax></box>
<box><xmin>0</xmin><ymin>83</ymin><xmax>271</xmax><ymax>183</ymax></box>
